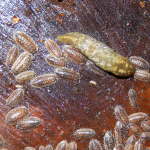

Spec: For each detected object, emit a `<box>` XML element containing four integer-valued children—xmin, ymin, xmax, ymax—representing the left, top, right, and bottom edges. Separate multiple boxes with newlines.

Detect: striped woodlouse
<box><xmin>5</xmin><ymin>46</ymin><xmax>19</xmax><ymax>66</ymax></box>
<box><xmin>11</xmin><ymin>52</ymin><xmax>33</xmax><ymax>74</ymax></box>
<box><xmin>5</xmin><ymin>87</ymin><xmax>24</xmax><ymax>107</ymax></box>
<box><xmin>5</xmin><ymin>106</ymin><xmax>29</xmax><ymax>125</ymax></box>
<box><xmin>16</xmin><ymin>116</ymin><xmax>41</xmax><ymax>130</ymax></box>
<box><xmin>73</xmin><ymin>128</ymin><xmax>96</xmax><ymax>139</ymax></box>
<box><xmin>13</xmin><ymin>31</ymin><xmax>38</xmax><ymax>53</ymax></box>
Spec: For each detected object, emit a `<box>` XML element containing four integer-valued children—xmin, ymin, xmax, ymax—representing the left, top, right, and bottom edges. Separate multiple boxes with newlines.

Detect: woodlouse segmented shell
<box><xmin>16</xmin><ymin>116</ymin><xmax>41</xmax><ymax>130</ymax></box>
<box><xmin>30</xmin><ymin>73</ymin><xmax>58</xmax><ymax>88</ymax></box>
<box><xmin>62</xmin><ymin>45</ymin><xmax>86</xmax><ymax>64</ymax></box>
<box><xmin>103</xmin><ymin>131</ymin><xmax>115</xmax><ymax>150</ymax></box>
<box><xmin>114</xmin><ymin>121</ymin><xmax>128</xmax><ymax>146</ymax></box>
<box><xmin>88</xmin><ymin>139</ymin><xmax>103</xmax><ymax>150</ymax></box>
<box><xmin>5</xmin><ymin>106</ymin><xmax>28</xmax><ymax>125</ymax></box>
<box><xmin>45</xmin><ymin>144</ymin><xmax>53</xmax><ymax>150</ymax></box>
<box><xmin>0</xmin><ymin>135</ymin><xmax>6</xmax><ymax>147</ymax></box>
<box><xmin>140</xmin><ymin>132</ymin><xmax>150</xmax><ymax>141</ymax></box>
<box><xmin>141</xmin><ymin>120</ymin><xmax>150</xmax><ymax>132</ymax></box>
<box><xmin>24</xmin><ymin>147</ymin><xmax>36</xmax><ymax>150</ymax></box>
<box><xmin>15</xmin><ymin>70</ymin><xmax>36</xmax><ymax>83</ymax></box>
<box><xmin>124</xmin><ymin>135</ymin><xmax>137</xmax><ymax>150</ymax></box>
<box><xmin>44</xmin><ymin>39</ymin><xmax>62</xmax><ymax>57</ymax></box>
<box><xmin>113</xmin><ymin>144</ymin><xmax>124</xmax><ymax>150</ymax></box>
<box><xmin>128</xmin><ymin>112</ymin><xmax>149</xmax><ymax>124</ymax></box>
<box><xmin>134</xmin><ymin>69</ymin><xmax>150</xmax><ymax>82</ymax></box>
<box><xmin>129</xmin><ymin>56</ymin><xmax>150</xmax><ymax>71</ymax></box>
<box><xmin>73</xmin><ymin>128</ymin><xmax>96</xmax><ymax>139</ymax></box>
<box><xmin>114</xmin><ymin>105</ymin><xmax>129</xmax><ymax>126</ymax></box>
<box><xmin>55</xmin><ymin>67</ymin><xmax>80</xmax><ymax>81</ymax></box>
<box><xmin>45</xmin><ymin>55</ymin><xmax>66</xmax><ymax>67</ymax></box>
<box><xmin>13</xmin><ymin>31</ymin><xmax>38</xmax><ymax>53</ymax></box>
<box><xmin>134</xmin><ymin>139</ymin><xmax>145</xmax><ymax>150</ymax></box>
<box><xmin>128</xmin><ymin>88</ymin><xmax>138</xmax><ymax>109</ymax></box>
<box><xmin>57</xmin><ymin>32</ymin><xmax>135</xmax><ymax>77</ymax></box>
<box><xmin>67</xmin><ymin>141</ymin><xmax>77</xmax><ymax>150</ymax></box>
<box><xmin>5</xmin><ymin>87</ymin><xmax>24</xmax><ymax>107</ymax></box>
<box><xmin>5</xmin><ymin>45</ymin><xmax>19</xmax><ymax>66</ymax></box>
<box><xmin>55</xmin><ymin>140</ymin><xmax>68</xmax><ymax>150</ymax></box>
<box><xmin>129</xmin><ymin>123</ymin><xmax>142</xmax><ymax>135</ymax></box>
<box><xmin>11</xmin><ymin>52</ymin><xmax>33</xmax><ymax>74</ymax></box>
<box><xmin>39</xmin><ymin>145</ymin><xmax>45</xmax><ymax>150</ymax></box>
<box><xmin>0</xmin><ymin>148</ymin><xmax>8</xmax><ymax>150</ymax></box>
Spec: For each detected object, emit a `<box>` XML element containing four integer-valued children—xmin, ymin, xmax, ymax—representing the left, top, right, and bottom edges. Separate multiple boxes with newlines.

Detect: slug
<box><xmin>57</xmin><ymin>32</ymin><xmax>135</xmax><ymax>77</ymax></box>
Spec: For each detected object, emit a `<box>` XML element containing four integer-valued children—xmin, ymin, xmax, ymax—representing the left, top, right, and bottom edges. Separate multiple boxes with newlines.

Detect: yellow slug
<box><xmin>57</xmin><ymin>32</ymin><xmax>135</xmax><ymax>77</ymax></box>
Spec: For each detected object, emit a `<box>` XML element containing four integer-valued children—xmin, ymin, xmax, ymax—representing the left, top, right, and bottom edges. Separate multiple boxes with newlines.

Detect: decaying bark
<box><xmin>0</xmin><ymin>0</ymin><xmax>149</xmax><ymax>149</ymax></box>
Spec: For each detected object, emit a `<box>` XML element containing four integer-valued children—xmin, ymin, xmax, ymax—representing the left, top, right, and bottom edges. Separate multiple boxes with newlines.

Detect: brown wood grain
<box><xmin>0</xmin><ymin>0</ymin><xmax>149</xmax><ymax>149</ymax></box>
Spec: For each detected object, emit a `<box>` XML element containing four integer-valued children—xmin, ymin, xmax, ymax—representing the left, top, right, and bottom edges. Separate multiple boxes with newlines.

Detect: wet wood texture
<box><xmin>0</xmin><ymin>0</ymin><xmax>150</xmax><ymax>149</ymax></box>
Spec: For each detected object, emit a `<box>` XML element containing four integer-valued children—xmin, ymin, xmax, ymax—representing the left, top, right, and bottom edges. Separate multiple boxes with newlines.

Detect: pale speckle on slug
<box><xmin>57</xmin><ymin>32</ymin><xmax>135</xmax><ymax>77</ymax></box>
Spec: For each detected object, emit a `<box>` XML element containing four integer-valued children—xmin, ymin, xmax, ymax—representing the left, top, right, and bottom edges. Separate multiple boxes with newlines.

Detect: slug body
<box><xmin>57</xmin><ymin>32</ymin><xmax>135</xmax><ymax>77</ymax></box>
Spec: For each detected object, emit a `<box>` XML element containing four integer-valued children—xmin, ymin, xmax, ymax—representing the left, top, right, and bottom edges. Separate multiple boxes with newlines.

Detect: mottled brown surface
<box><xmin>0</xmin><ymin>0</ymin><xmax>150</xmax><ymax>150</ymax></box>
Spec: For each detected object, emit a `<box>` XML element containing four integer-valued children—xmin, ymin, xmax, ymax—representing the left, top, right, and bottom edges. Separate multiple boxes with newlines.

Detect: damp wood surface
<box><xmin>0</xmin><ymin>0</ymin><xmax>150</xmax><ymax>150</ymax></box>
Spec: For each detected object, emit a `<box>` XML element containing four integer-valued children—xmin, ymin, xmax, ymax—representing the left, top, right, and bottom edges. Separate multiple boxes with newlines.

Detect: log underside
<box><xmin>0</xmin><ymin>0</ymin><xmax>150</xmax><ymax>149</ymax></box>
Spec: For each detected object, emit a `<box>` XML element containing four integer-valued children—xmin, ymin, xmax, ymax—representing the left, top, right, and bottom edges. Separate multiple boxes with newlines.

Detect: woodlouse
<box><xmin>44</xmin><ymin>55</ymin><xmax>66</xmax><ymax>67</ymax></box>
<box><xmin>5</xmin><ymin>46</ymin><xmax>19</xmax><ymax>66</ymax></box>
<box><xmin>15</xmin><ymin>70</ymin><xmax>36</xmax><ymax>83</ymax></box>
<box><xmin>5</xmin><ymin>87</ymin><xmax>24</xmax><ymax>107</ymax></box>
<box><xmin>113</xmin><ymin>144</ymin><xmax>124</xmax><ymax>150</ymax></box>
<box><xmin>88</xmin><ymin>139</ymin><xmax>103</xmax><ymax>150</ymax></box>
<box><xmin>0</xmin><ymin>148</ymin><xmax>8</xmax><ymax>150</ymax></box>
<box><xmin>24</xmin><ymin>147</ymin><xmax>36</xmax><ymax>150</ymax></box>
<box><xmin>114</xmin><ymin>105</ymin><xmax>129</xmax><ymax>126</ymax></box>
<box><xmin>128</xmin><ymin>112</ymin><xmax>149</xmax><ymax>124</ymax></box>
<box><xmin>57</xmin><ymin>32</ymin><xmax>135</xmax><ymax>77</ymax></box>
<box><xmin>67</xmin><ymin>141</ymin><xmax>77</xmax><ymax>150</ymax></box>
<box><xmin>30</xmin><ymin>73</ymin><xmax>58</xmax><ymax>88</ymax></box>
<box><xmin>44</xmin><ymin>39</ymin><xmax>62</xmax><ymax>57</ymax></box>
<box><xmin>16</xmin><ymin>116</ymin><xmax>41</xmax><ymax>130</ymax></box>
<box><xmin>129</xmin><ymin>56</ymin><xmax>150</xmax><ymax>71</ymax></box>
<box><xmin>62</xmin><ymin>45</ymin><xmax>86</xmax><ymax>64</ymax></box>
<box><xmin>13</xmin><ymin>31</ymin><xmax>38</xmax><ymax>53</ymax></box>
<box><xmin>55</xmin><ymin>67</ymin><xmax>80</xmax><ymax>81</ymax></box>
<box><xmin>55</xmin><ymin>140</ymin><xmax>68</xmax><ymax>150</ymax></box>
<box><xmin>124</xmin><ymin>135</ymin><xmax>137</xmax><ymax>150</ymax></box>
<box><xmin>39</xmin><ymin>145</ymin><xmax>45</xmax><ymax>150</ymax></box>
<box><xmin>0</xmin><ymin>135</ymin><xmax>6</xmax><ymax>147</ymax></box>
<box><xmin>103</xmin><ymin>130</ymin><xmax>115</xmax><ymax>150</ymax></box>
<box><xmin>11</xmin><ymin>52</ymin><xmax>33</xmax><ymax>74</ymax></box>
<box><xmin>45</xmin><ymin>144</ymin><xmax>53</xmax><ymax>150</ymax></box>
<box><xmin>141</xmin><ymin>120</ymin><xmax>150</xmax><ymax>132</ymax></box>
<box><xmin>134</xmin><ymin>69</ymin><xmax>150</xmax><ymax>82</ymax></box>
<box><xmin>5</xmin><ymin>106</ymin><xmax>28</xmax><ymax>125</ymax></box>
<box><xmin>140</xmin><ymin>132</ymin><xmax>150</xmax><ymax>141</ymax></box>
<box><xmin>73</xmin><ymin>128</ymin><xmax>96</xmax><ymax>139</ymax></box>
<box><xmin>129</xmin><ymin>123</ymin><xmax>142</xmax><ymax>135</ymax></box>
<box><xmin>128</xmin><ymin>88</ymin><xmax>138</xmax><ymax>109</ymax></box>
<box><xmin>134</xmin><ymin>139</ymin><xmax>145</xmax><ymax>150</ymax></box>
<box><xmin>114</xmin><ymin>121</ymin><xmax>127</xmax><ymax>146</ymax></box>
